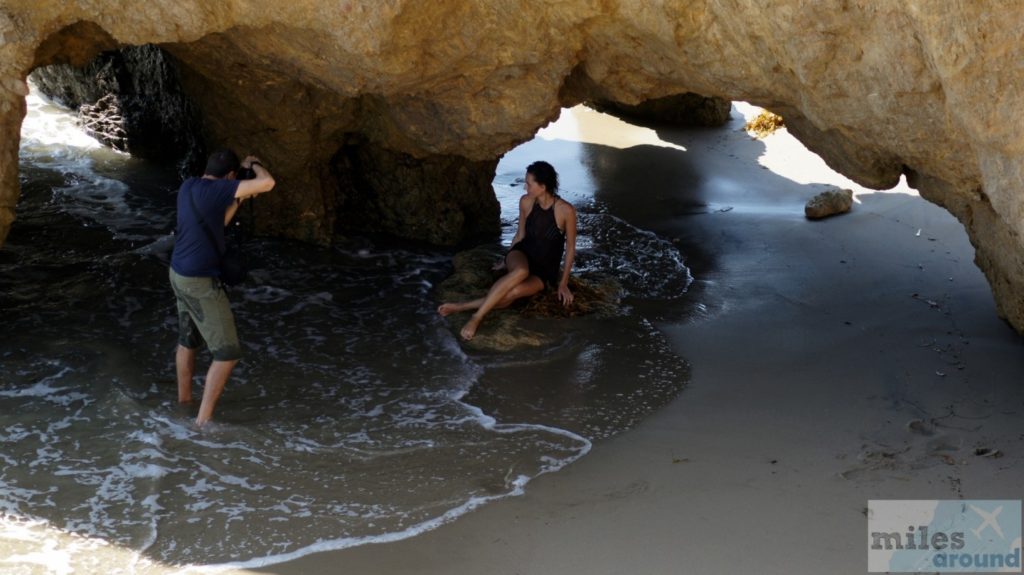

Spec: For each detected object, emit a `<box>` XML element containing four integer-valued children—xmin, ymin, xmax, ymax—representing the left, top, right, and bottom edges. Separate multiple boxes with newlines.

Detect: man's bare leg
<box><xmin>176</xmin><ymin>345</ymin><xmax>197</xmax><ymax>404</ymax></box>
<box><xmin>195</xmin><ymin>359</ymin><xmax>238</xmax><ymax>427</ymax></box>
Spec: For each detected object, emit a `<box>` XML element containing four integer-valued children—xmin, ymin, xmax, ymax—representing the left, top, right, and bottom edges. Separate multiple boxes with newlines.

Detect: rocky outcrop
<box><xmin>436</xmin><ymin>245</ymin><xmax>622</xmax><ymax>351</ymax></box>
<box><xmin>30</xmin><ymin>45</ymin><xmax>204</xmax><ymax>175</ymax></box>
<box><xmin>331</xmin><ymin>142</ymin><xmax>500</xmax><ymax>245</ymax></box>
<box><xmin>589</xmin><ymin>93</ymin><xmax>732</xmax><ymax>127</ymax></box>
<box><xmin>2</xmin><ymin>1</ymin><xmax>1024</xmax><ymax>331</ymax></box>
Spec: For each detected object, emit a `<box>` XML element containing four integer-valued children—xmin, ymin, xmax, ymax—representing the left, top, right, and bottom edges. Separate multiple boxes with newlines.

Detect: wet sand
<box><xmin>259</xmin><ymin>106</ymin><xmax>1024</xmax><ymax>574</ymax></box>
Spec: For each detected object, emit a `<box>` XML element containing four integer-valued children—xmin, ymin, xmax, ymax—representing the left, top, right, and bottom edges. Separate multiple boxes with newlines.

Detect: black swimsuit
<box><xmin>510</xmin><ymin>199</ymin><xmax>565</xmax><ymax>287</ymax></box>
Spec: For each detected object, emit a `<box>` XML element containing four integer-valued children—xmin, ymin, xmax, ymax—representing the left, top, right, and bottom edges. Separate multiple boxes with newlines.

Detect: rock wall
<box><xmin>589</xmin><ymin>93</ymin><xmax>732</xmax><ymax>127</ymax></box>
<box><xmin>2</xmin><ymin>1</ymin><xmax>1024</xmax><ymax>330</ymax></box>
<box><xmin>331</xmin><ymin>142</ymin><xmax>500</xmax><ymax>245</ymax></box>
<box><xmin>31</xmin><ymin>45</ymin><xmax>205</xmax><ymax>176</ymax></box>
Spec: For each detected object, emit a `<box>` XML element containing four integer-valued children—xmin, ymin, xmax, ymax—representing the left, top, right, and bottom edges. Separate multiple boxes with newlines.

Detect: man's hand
<box><xmin>236</xmin><ymin>155</ymin><xmax>275</xmax><ymax>199</ymax></box>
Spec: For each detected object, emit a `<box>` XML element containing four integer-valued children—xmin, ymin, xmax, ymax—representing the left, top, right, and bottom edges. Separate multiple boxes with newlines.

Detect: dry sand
<box><xmin>256</xmin><ymin>105</ymin><xmax>1024</xmax><ymax>574</ymax></box>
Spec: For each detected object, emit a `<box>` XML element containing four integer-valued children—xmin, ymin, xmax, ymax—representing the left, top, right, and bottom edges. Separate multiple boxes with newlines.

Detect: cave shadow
<box><xmin>553</xmin><ymin>106</ymin><xmax>846</xmax><ymax>322</ymax></box>
<box><xmin>573</xmin><ymin>104</ymin><xmax>1017</xmax><ymax>342</ymax></box>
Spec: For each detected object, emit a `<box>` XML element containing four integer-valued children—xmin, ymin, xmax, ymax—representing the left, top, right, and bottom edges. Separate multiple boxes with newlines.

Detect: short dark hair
<box><xmin>527</xmin><ymin>161</ymin><xmax>559</xmax><ymax>196</ymax></box>
<box><xmin>204</xmin><ymin>148</ymin><xmax>240</xmax><ymax>178</ymax></box>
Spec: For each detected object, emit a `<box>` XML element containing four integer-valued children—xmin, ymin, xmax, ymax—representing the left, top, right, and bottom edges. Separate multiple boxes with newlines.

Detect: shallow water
<box><xmin>0</xmin><ymin>88</ymin><xmax>692</xmax><ymax>571</ymax></box>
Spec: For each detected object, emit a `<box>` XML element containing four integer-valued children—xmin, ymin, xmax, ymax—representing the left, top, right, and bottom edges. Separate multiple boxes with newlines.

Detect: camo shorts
<box><xmin>169</xmin><ymin>268</ymin><xmax>242</xmax><ymax>361</ymax></box>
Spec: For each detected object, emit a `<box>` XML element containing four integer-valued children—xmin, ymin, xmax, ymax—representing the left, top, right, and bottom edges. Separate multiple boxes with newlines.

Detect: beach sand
<box><xmin>256</xmin><ymin>106</ymin><xmax>1024</xmax><ymax>574</ymax></box>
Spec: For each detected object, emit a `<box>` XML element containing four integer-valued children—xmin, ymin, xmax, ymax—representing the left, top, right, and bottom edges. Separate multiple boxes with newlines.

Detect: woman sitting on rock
<box><xmin>438</xmin><ymin>160</ymin><xmax>577</xmax><ymax>341</ymax></box>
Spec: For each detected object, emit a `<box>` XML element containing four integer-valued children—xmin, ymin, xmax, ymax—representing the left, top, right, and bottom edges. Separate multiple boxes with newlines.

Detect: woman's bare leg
<box><xmin>460</xmin><ymin>251</ymin><xmax>535</xmax><ymax>340</ymax></box>
<box><xmin>438</xmin><ymin>250</ymin><xmax>522</xmax><ymax>317</ymax></box>
<box><xmin>438</xmin><ymin>298</ymin><xmax>484</xmax><ymax>317</ymax></box>
<box><xmin>438</xmin><ymin>276</ymin><xmax>545</xmax><ymax>317</ymax></box>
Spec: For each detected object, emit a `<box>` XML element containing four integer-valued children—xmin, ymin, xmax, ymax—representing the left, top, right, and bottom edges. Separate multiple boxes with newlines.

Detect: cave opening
<box><xmin>7</xmin><ymin>11</ymin><xmax>1024</xmax><ymax>572</ymax></box>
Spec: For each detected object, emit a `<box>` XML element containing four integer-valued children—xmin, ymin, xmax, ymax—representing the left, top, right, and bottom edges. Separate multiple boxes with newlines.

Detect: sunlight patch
<box><xmin>537</xmin><ymin>105</ymin><xmax>687</xmax><ymax>152</ymax></box>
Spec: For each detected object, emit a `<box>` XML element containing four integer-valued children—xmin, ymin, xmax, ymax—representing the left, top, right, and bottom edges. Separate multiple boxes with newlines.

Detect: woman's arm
<box><xmin>511</xmin><ymin>194</ymin><xmax>532</xmax><ymax>245</ymax></box>
<box><xmin>495</xmin><ymin>195</ymin><xmax>533</xmax><ymax>270</ymax></box>
<box><xmin>557</xmin><ymin>201</ymin><xmax>577</xmax><ymax>306</ymax></box>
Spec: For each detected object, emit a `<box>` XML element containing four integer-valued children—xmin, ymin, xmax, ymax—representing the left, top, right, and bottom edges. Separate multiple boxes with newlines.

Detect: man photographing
<box><xmin>168</xmin><ymin>148</ymin><xmax>275</xmax><ymax>426</ymax></box>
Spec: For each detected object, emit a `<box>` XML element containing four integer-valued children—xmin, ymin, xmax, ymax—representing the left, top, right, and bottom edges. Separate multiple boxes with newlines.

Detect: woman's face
<box><xmin>524</xmin><ymin>172</ymin><xmax>547</xmax><ymax>198</ymax></box>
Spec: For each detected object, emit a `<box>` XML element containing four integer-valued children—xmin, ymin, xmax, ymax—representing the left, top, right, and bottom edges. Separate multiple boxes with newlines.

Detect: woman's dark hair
<box><xmin>204</xmin><ymin>148</ymin><xmax>241</xmax><ymax>178</ymax></box>
<box><xmin>526</xmin><ymin>161</ymin><xmax>559</xmax><ymax>196</ymax></box>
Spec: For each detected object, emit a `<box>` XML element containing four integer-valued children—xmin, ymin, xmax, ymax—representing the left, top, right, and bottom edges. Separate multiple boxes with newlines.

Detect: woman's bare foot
<box><xmin>438</xmin><ymin>303</ymin><xmax>466</xmax><ymax>317</ymax></box>
<box><xmin>460</xmin><ymin>315</ymin><xmax>482</xmax><ymax>341</ymax></box>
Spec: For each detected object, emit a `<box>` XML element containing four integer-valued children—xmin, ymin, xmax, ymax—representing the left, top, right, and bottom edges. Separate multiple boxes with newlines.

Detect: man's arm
<box><xmin>235</xmin><ymin>156</ymin><xmax>276</xmax><ymax>200</ymax></box>
<box><xmin>224</xmin><ymin>156</ymin><xmax>275</xmax><ymax>225</ymax></box>
<box><xmin>224</xmin><ymin>198</ymin><xmax>240</xmax><ymax>226</ymax></box>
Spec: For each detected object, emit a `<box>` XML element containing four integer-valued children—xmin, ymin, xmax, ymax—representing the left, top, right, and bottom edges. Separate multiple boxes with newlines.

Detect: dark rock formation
<box><xmin>436</xmin><ymin>245</ymin><xmax>622</xmax><ymax>351</ymax></box>
<box><xmin>30</xmin><ymin>45</ymin><xmax>205</xmax><ymax>176</ymax></box>
<box><xmin>589</xmin><ymin>93</ymin><xmax>732</xmax><ymax>127</ymax></box>
<box><xmin>78</xmin><ymin>93</ymin><xmax>127</xmax><ymax>151</ymax></box>
<box><xmin>331</xmin><ymin>143</ymin><xmax>500</xmax><ymax>246</ymax></box>
<box><xmin>29</xmin><ymin>45</ymin><xmax>502</xmax><ymax>247</ymax></box>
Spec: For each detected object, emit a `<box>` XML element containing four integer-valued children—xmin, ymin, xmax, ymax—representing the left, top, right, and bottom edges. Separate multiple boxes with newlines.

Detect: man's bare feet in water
<box><xmin>460</xmin><ymin>315</ymin><xmax>482</xmax><ymax>341</ymax></box>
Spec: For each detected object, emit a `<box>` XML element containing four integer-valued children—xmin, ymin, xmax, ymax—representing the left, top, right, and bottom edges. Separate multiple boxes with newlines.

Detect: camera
<box><xmin>235</xmin><ymin>161</ymin><xmax>265</xmax><ymax>180</ymax></box>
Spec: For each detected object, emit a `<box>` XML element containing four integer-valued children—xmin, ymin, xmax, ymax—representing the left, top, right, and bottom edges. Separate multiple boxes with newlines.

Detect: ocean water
<box><xmin>0</xmin><ymin>86</ymin><xmax>692</xmax><ymax>572</ymax></box>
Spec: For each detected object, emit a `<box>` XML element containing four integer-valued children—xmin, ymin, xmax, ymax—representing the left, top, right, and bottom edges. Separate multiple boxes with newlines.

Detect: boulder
<box><xmin>435</xmin><ymin>245</ymin><xmax>622</xmax><ymax>351</ymax></box>
<box><xmin>805</xmin><ymin>188</ymin><xmax>854</xmax><ymax>219</ymax></box>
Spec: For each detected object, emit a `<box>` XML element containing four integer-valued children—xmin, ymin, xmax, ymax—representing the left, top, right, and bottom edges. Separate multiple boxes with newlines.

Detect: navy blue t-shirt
<box><xmin>170</xmin><ymin>177</ymin><xmax>239</xmax><ymax>277</ymax></box>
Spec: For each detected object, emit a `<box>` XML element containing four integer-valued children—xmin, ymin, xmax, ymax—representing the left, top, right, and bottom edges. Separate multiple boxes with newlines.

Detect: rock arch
<box><xmin>2</xmin><ymin>1</ymin><xmax>1023</xmax><ymax>331</ymax></box>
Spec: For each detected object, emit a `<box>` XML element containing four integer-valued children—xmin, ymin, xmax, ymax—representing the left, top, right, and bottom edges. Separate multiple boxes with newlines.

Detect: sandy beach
<box><xmin>247</xmin><ymin>105</ymin><xmax>1024</xmax><ymax>575</ymax></box>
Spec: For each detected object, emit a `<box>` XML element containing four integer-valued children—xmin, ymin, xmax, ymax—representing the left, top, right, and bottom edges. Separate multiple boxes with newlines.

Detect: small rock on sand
<box><xmin>805</xmin><ymin>188</ymin><xmax>854</xmax><ymax>219</ymax></box>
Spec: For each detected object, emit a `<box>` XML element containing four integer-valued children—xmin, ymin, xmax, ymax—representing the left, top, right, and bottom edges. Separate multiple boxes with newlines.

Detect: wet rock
<box><xmin>805</xmin><ymin>188</ymin><xmax>854</xmax><ymax>220</ymax></box>
<box><xmin>78</xmin><ymin>93</ymin><xmax>127</xmax><ymax>151</ymax></box>
<box><xmin>30</xmin><ymin>45</ymin><xmax>205</xmax><ymax>177</ymax></box>
<box><xmin>435</xmin><ymin>245</ymin><xmax>622</xmax><ymax>351</ymax></box>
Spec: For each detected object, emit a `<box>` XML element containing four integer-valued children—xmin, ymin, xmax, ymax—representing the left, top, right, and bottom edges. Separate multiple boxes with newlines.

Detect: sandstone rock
<box><xmin>2</xmin><ymin>1</ymin><xmax>1024</xmax><ymax>332</ymax></box>
<box><xmin>331</xmin><ymin>142</ymin><xmax>500</xmax><ymax>246</ymax></box>
<box><xmin>805</xmin><ymin>188</ymin><xmax>854</xmax><ymax>219</ymax></box>
<box><xmin>745</xmin><ymin>110</ymin><xmax>784</xmax><ymax>139</ymax></box>
<box><xmin>436</xmin><ymin>245</ymin><xmax>622</xmax><ymax>351</ymax></box>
